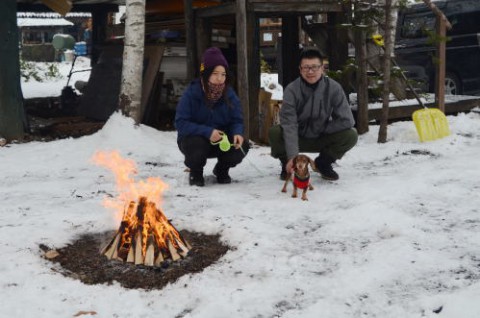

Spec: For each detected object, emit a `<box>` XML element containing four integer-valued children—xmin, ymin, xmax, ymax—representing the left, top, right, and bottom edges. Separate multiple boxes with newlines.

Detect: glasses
<box><xmin>300</xmin><ymin>64</ymin><xmax>323</xmax><ymax>72</ymax></box>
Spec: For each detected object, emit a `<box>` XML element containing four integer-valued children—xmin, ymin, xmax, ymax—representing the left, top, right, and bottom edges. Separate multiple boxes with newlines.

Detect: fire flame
<box><xmin>92</xmin><ymin>151</ymin><xmax>188</xmax><ymax>262</ymax></box>
<box><xmin>91</xmin><ymin>150</ymin><xmax>168</xmax><ymax>220</ymax></box>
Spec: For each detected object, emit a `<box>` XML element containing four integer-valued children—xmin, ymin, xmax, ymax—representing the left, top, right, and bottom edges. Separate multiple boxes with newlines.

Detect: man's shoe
<box><xmin>314</xmin><ymin>155</ymin><xmax>339</xmax><ymax>181</ymax></box>
<box><xmin>213</xmin><ymin>165</ymin><xmax>232</xmax><ymax>184</ymax></box>
<box><xmin>189</xmin><ymin>170</ymin><xmax>205</xmax><ymax>186</ymax></box>
<box><xmin>279</xmin><ymin>159</ymin><xmax>288</xmax><ymax>180</ymax></box>
<box><xmin>280</xmin><ymin>165</ymin><xmax>287</xmax><ymax>180</ymax></box>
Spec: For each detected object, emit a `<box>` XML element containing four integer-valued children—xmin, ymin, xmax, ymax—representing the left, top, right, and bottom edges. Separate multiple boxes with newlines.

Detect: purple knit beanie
<box><xmin>200</xmin><ymin>47</ymin><xmax>228</xmax><ymax>73</ymax></box>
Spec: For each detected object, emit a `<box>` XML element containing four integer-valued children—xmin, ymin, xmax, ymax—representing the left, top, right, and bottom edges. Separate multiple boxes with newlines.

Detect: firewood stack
<box><xmin>101</xmin><ymin>196</ymin><xmax>191</xmax><ymax>266</ymax></box>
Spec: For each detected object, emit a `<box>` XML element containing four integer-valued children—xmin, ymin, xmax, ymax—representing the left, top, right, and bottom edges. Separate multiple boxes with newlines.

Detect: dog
<box><xmin>281</xmin><ymin>154</ymin><xmax>316</xmax><ymax>201</ymax></box>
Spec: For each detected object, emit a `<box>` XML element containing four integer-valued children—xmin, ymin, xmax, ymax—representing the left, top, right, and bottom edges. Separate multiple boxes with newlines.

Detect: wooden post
<box><xmin>435</xmin><ymin>16</ymin><xmax>446</xmax><ymax>112</ymax></box>
<box><xmin>183</xmin><ymin>0</ymin><xmax>195</xmax><ymax>81</ymax></box>
<box><xmin>326</xmin><ymin>12</ymin><xmax>349</xmax><ymax>72</ymax></box>
<box><xmin>281</xmin><ymin>16</ymin><xmax>300</xmax><ymax>87</ymax></box>
<box><xmin>195</xmin><ymin>17</ymin><xmax>211</xmax><ymax>70</ymax></box>
<box><xmin>236</xmin><ymin>0</ymin><xmax>257</xmax><ymax>140</ymax></box>
<box><xmin>422</xmin><ymin>0</ymin><xmax>452</xmax><ymax>113</ymax></box>
<box><xmin>354</xmin><ymin>28</ymin><xmax>369</xmax><ymax>134</ymax></box>
<box><xmin>0</xmin><ymin>0</ymin><xmax>26</xmax><ymax>140</ymax></box>
<box><xmin>378</xmin><ymin>0</ymin><xmax>393</xmax><ymax>143</ymax></box>
<box><xmin>90</xmin><ymin>9</ymin><xmax>109</xmax><ymax>65</ymax></box>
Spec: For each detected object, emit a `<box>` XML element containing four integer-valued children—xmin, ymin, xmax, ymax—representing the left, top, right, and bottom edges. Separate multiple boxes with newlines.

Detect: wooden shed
<box><xmin>185</xmin><ymin>0</ymin><xmax>349</xmax><ymax>141</ymax></box>
<box><xmin>13</xmin><ymin>0</ymin><xmax>350</xmax><ymax>142</ymax></box>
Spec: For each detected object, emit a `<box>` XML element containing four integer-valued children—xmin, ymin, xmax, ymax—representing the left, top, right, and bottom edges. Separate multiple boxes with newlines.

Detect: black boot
<box><xmin>189</xmin><ymin>170</ymin><xmax>205</xmax><ymax>186</ymax></box>
<box><xmin>213</xmin><ymin>164</ymin><xmax>232</xmax><ymax>184</ymax></box>
<box><xmin>314</xmin><ymin>154</ymin><xmax>339</xmax><ymax>181</ymax></box>
<box><xmin>279</xmin><ymin>158</ymin><xmax>288</xmax><ymax>180</ymax></box>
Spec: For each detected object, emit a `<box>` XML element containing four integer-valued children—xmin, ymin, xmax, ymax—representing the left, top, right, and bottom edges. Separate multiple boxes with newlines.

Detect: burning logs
<box><xmin>101</xmin><ymin>196</ymin><xmax>191</xmax><ymax>266</ymax></box>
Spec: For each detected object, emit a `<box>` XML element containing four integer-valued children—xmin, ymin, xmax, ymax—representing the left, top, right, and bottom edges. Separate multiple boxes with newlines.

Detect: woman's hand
<box><xmin>210</xmin><ymin>129</ymin><xmax>224</xmax><ymax>143</ymax></box>
<box><xmin>233</xmin><ymin>135</ymin><xmax>244</xmax><ymax>149</ymax></box>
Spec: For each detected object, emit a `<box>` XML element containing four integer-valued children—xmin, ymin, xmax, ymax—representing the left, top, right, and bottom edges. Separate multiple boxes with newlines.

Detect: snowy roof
<box><xmin>16</xmin><ymin>12</ymin><xmax>91</xmax><ymax>27</ymax></box>
<box><xmin>17</xmin><ymin>12</ymin><xmax>91</xmax><ymax>18</ymax></box>
<box><xmin>17</xmin><ymin>18</ymin><xmax>74</xmax><ymax>27</ymax></box>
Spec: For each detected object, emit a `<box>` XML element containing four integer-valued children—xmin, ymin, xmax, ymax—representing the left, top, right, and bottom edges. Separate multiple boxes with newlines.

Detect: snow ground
<box><xmin>2</xmin><ymin>59</ymin><xmax>480</xmax><ymax>318</ymax></box>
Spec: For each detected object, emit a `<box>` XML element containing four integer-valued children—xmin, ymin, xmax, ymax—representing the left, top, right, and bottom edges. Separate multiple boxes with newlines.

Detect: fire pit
<box><xmin>42</xmin><ymin>150</ymin><xmax>230</xmax><ymax>290</ymax></box>
<box><xmin>93</xmin><ymin>151</ymin><xmax>190</xmax><ymax>266</ymax></box>
<box><xmin>101</xmin><ymin>196</ymin><xmax>191</xmax><ymax>265</ymax></box>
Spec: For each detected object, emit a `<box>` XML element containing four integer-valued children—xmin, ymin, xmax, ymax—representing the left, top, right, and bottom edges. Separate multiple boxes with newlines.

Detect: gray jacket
<box><xmin>280</xmin><ymin>76</ymin><xmax>355</xmax><ymax>159</ymax></box>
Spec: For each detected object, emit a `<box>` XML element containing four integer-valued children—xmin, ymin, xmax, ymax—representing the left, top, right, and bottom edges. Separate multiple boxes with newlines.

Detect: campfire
<box><xmin>92</xmin><ymin>151</ymin><xmax>190</xmax><ymax>266</ymax></box>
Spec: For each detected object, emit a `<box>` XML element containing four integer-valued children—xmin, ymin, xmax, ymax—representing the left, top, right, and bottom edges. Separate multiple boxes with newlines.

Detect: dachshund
<box><xmin>281</xmin><ymin>154</ymin><xmax>316</xmax><ymax>201</ymax></box>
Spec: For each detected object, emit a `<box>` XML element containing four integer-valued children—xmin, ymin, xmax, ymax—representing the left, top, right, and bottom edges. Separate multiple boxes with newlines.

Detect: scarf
<box><xmin>207</xmin><ymin>82</ymin><xmax>225</xmax><ymax>103</ymax></box>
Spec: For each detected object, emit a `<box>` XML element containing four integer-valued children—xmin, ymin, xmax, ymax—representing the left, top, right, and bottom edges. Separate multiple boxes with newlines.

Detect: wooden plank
<box><xmin>126</xmin><ymin>245</ymin><xmax>135</xmax><ymax>263</ymax></box>
<box><xmin>134</xmin><ymin>232</ymin><xmax>143</xmax><ymax>265</ymax></box>
<box><xmin>102</xmin><ymin>232</ymin><xmax>121</xmax><ymax>260</ymax></box>
<box><xmin>195</xmin><ymin>3</ymin><xmax>236</xmax><ymax>18</ymax></box>
<box><xmin>154</xmin><ymin>250</ymin><xmax>164</xmax><ymax>266</ymax></box>
<box><xmin>249</xmin><ymin>0</ymin><xmax>340</xmax><ymax>2</ymax></box>
<box><xmin>365</xmin><ymin>98</ymin><xmax>480</xmax><ymax>121</ymax></box>
<box><xmin>175</xmin><ymin>237</ymin><xmax>190</xmax><ymax>257</ymax></box>
<box><xmin>141</xmin><ymin>45</ymin><xmax>166</xmax><ymax>121</ymax></box>
<box><xmin>144</xmin><ymin>242</ymin><xmax>155</xmax><ymax>266</ymax></box>
<box><xmin>167</xmin><ymin>240</ymin><xmax>181</xmax><ymax>261</ymax></box>
<box><xmin>251</xmin><ymin>3</ymin><xmax>342</xmax><ymax>13</ymax></box>
<box><xmin>258</xmin><ymin>89</ymin><xmax>273</xmax><ymax>144</ymax></box>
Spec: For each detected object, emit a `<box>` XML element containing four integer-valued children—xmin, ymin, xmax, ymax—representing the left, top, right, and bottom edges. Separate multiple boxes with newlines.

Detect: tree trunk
<box><xmin>354</xmin><ymin>28</ymin><xmax>369</xmax><ymax>135</ymax></box>
<box><xmin>119</xmin><ymin>0</ymin><xmax>146</xmax><ymax>124</ymax></box>
<box><xmin>378</xmin><ymin>0</ymin><xmax>393</xmax><ymax>143</ymax></box>
<box><xmin>0</xmin><ymin>0</ymin><xmax>26</xmax><ymax>141</ymax></box>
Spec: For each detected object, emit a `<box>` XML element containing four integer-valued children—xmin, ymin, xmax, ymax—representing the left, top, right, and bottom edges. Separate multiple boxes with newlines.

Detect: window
<box><xmin>401</xmin><ymin>14</ymin><xmax>436</xmax><ymax>38</ymax></box>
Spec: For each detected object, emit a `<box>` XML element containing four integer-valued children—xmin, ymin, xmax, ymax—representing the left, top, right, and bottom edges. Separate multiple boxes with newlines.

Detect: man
<box><xmin>269</xmin><ymin>48</ymin><xmax>358</xmax><ymax>181</ymax></box>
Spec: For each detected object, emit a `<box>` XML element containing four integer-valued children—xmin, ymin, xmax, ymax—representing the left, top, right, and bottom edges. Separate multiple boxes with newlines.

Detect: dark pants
<box><xmin>268</xmin><ymin>125</ymin><xmax>358</xmax><ymax>161</ymax></box>
<box><xmin>178</xmin><ymin>135</ymin><xmax>249</xmax><ymax>172</ymax></box>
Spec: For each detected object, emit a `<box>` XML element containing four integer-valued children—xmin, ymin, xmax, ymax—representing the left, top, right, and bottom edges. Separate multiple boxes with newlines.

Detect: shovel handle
<box><xmin>389</xmin><ymin>54</ymin><xmax>426</xmax><ymax>108</ymax></box>
<box><xmin>373</xmin><ymin>35</ymin><xmax>426</xmax><ymax>108</ymax></box>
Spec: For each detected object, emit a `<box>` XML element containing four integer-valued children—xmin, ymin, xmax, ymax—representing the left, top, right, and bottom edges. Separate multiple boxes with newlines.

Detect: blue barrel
<box><xmin>74</xmin><ymin>42</ymin><xmax>87</xmax><ymax>56</ymax></box>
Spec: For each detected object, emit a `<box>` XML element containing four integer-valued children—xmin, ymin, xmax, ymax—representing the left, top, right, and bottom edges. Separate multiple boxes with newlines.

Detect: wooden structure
<box><xmin>15</xmin><ymin>0</ymin><xmax>350</xmax><ymax>142</ymax></box>
<box><xmin>17</xmin><ymin>1</ymin><xmax>120</xmax><ymax>65</ymax></box>
<box><xmin>186</xmin><ymin>0</ymin><xmax>348</xmax><ymax>141</ymax></box>
<box><xmin>360</xmin><ymin>96</ymin><xmax>480</xmax><ymax>122</ymax></box>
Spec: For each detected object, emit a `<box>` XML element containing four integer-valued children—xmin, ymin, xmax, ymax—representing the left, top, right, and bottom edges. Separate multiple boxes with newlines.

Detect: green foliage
<box><xmin>326</xmin><ymin>58</ymin><xmax>358</xmax><ymax>93</ymax></box>
<box><xmin>20</xmin><ymin>58</ymin><xmax>62</xmax><ymax>82</ymax></box>
<box><xmin>45</xmin><ymin>63</ymin><xmax>60</xmax><ymax>79</ymax></box>
<box><xmin>425</xmin><ymin>29</ymin><xmax>450</xmax><ymax>46</ymax></box>
<box><xmin>260</xmin><ymin>52</ymin><xmax>271</xmax><ymax>73</ymax></box>
<box><xmin>20</xmin><ymin>58</ymin><xmax>42</xmax><ymax>82</ymax></box>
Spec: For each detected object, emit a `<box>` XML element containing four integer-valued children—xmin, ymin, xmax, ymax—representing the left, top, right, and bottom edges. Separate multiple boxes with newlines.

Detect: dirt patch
<box><xmin>42</xmin><ymin>230</ymin><xmax>230</xmax><ymax>290</ymax></box>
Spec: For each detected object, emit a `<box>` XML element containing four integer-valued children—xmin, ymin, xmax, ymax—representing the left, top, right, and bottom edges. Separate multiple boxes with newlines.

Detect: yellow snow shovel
<box><xmin>372</xmin><ymin>34</ymin><xmax>451</xmax><ymax>142</ymax></box>
<box><xmin>412</xmin><ymin>108</ymin><xmax>450</xmax><ymax>142</ymax></box>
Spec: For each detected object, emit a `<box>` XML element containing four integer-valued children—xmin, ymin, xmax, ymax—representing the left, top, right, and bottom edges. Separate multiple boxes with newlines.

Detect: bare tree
<box><xmin>377</xmin><ymin>0</ymin><xmax>395</xmax><ymax>143</ymax></box>
<box><xmin>0</xmin><ymin>0</ymin><xmax>27</xmax><ymax>141</ymax></box>
<box><xmin>119</xmin><ymin>0</ymin><xmax>146</xmax><ymax>124</ymax></box>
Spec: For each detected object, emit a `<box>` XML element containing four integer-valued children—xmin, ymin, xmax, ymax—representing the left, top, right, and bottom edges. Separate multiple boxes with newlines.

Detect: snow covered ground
<box><xmin>2</xmin><ymin>60</ymin><xmax>480</xmax><ymax>318</ymax></box>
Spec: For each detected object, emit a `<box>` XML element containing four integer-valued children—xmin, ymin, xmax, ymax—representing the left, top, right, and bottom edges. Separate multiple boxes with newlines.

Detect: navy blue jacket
<box><xmin>175</xmin><ymin>79</ymin><xmax>244</xmax><ymax>141</ymax></box>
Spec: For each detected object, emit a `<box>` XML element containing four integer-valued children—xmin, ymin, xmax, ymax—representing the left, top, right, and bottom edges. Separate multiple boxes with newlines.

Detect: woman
<box><xmin>175</xmin><ymin>47</ymin><xmax>249</xmax><ymax>186</ymax></box>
